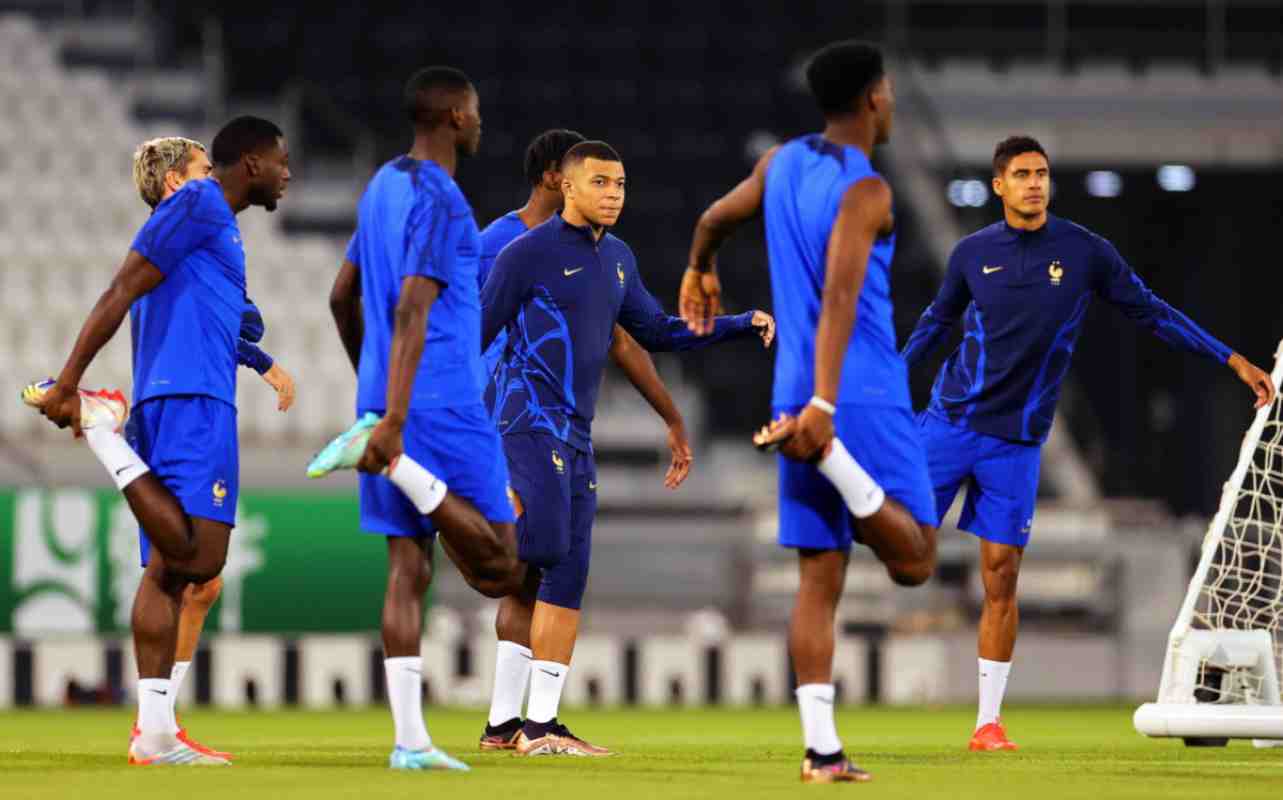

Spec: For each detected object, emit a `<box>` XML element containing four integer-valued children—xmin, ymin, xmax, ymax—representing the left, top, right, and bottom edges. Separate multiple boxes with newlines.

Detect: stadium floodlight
<box><xmin>947</xmin><ymin>179</ymin><xmax>988</xmax><ymax>208</ymax></box>
<box><xmin>1086</xmin><ymin>171</ymin><xmax>1122</xmax><ymax>198</ymax></box>
<box><xmin>1135</xmin><ymin>338</ymin><xmax>1283</xmax><ymax>747</ymax></box>
<box><xmin>1156</xmin><ymin>165</ymin><xmax>1196</xmax><ymax>192</ymax></box>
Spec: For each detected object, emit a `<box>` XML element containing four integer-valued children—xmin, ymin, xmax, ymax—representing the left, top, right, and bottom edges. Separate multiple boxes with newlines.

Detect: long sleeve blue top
<box><xmin>481</xmin><ymin>213</ymin><xmax>755</xmax><ymax>452</ymax></box>
<box><xmin>902</xmin><ymin>214</ymin><xmax>1231</xmax><ymax>444</ymax></box>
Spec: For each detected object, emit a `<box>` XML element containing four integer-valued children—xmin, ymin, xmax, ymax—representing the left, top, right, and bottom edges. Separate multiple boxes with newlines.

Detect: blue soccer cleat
<box><xmin>388</xmin><ymin>745</ymin><xmax>471</xmax><ymax>771</ymax></box>
<box><xmin>306</xmin><ymin>412</ymin><xmax>380</xmax><ymax>478</ymax></box>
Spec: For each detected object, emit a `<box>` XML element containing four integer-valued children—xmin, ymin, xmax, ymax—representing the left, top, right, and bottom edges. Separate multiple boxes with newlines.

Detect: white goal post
<box><xmin>1135</xmin><ymin>339</ymin><xmax>1283</xmax><ymax>744</ymax></box>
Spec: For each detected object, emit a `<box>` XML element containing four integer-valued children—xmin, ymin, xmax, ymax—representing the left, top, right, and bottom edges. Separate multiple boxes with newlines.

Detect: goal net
<box><xmin>1135</xmin><ymin>340</ymin><xmax>1283</xmax><ymax>741</ymax></box>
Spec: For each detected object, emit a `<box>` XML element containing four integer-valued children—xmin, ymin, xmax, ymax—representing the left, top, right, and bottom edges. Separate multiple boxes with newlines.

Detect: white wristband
<box><xmin>808</xmin><ymin>396</ymin><xmax>836</xmax><ymax>415</ymax></box>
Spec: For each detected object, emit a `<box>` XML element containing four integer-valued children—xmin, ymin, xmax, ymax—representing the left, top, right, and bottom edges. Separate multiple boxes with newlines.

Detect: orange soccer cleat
<box><xmin>969</xmin><ymin>719</ymin><xmax>1018</xmax><ymax>752</ymax></box>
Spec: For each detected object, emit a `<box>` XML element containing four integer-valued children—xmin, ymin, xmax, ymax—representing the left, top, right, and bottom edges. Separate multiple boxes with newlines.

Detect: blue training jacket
<box><xmin>902</xmin><ymin>214</ymin><xmax>1231</xmax><ymax>444</ymax></box>
<box><xmin>481</xmin><ymin>213</ymin><xmax>755</xmax><ymax>452</ymax></box>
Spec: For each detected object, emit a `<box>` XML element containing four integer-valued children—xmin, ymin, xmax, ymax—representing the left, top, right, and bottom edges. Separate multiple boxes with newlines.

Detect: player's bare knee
<box><xmin>887</xmin><ymin>557</ymin><xmax>934</xmax><ymax>587</ymax></box>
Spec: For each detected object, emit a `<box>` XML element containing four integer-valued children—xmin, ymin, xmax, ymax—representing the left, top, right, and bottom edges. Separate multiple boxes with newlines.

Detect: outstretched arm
<box><xmin>608</xmin><ymin>325</ymin><xmax>692</xmax><ymax>489</ymax></box>
<box><xmin>902</xmin><ymin>246</ymin><xmax>973</xmax><ymax>367</ymax></box>
<box><xmin>680</xmin><ymin>146</ymin><xmax>779</xmax><ymax>334</ymax></box>
<box><xmin>619</xmin><ymin>262</ymin><xmax>774</xmax><ymax>353</ymax></box>
<box><xmin>41</xmin><ymin>251</ymin><xmax>165</xmax><ymax>433</ymax></box>
<box><xmin>1098</xmin><ymin>242</ymin><xmax>1274</xmax><ymax>408</ymax></box>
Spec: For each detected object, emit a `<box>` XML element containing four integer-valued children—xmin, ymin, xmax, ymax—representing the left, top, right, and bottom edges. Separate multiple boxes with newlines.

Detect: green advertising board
<box><xmin>0</xmin><ymin>489</ymin><xmax>395</xmax><ymax>634</ymax></box>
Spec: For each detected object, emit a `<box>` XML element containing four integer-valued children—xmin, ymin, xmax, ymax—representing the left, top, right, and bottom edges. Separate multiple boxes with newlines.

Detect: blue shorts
<box><xmin>917</xmin><ymin>412</ymin><xmax>1042</xmax><ymax>548</ymax></box>
<box><xmin>126</xmin><ymin>395</ymin><xmax>239</xmax><ymax>567</ymax></box>
<box><xmin>776</xmin><ymin>403</ymin><xmax>935</xmax><ymax>552</ymax></box>
<box><xmin>357</xmin><ymin>403</ymin><xmax>515</xmax><ymax>538</ymax></box>
<box><xmin>503</xmin><ymin>432</ymin><xmax>596</xmax><ymax>611</ymax></box>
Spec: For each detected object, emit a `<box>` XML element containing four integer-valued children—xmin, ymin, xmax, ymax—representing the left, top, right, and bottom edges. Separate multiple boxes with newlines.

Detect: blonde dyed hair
<box><xmin>132</xmin><ymin>136</ymin><xmax>206</xmax><ymax>208</ymax></box>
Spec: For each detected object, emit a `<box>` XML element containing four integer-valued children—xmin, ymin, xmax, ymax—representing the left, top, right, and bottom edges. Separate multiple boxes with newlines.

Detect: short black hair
<box><xmin>524</xmin><ymin>129</ymin><xmax>586</xmax><ymax>186</ymax></box>
<box><xmin>992</xmin><ymin>135</ymin><xmax>1049</xmax><ymax>176</ymax></box>
<box><xmin>806</xmin><ymin>40</ymin><xmax>885</xmax><ymax>117</ymax></box>
<box><xmin>403</xmin><ymin>66</ymin><xmax>473</xmax><ymax>127</ymax></box>
<box><xmin>560</xmin><ymin>140</ymin><xmax>622</xmax><ymax>173</ymax></box>
<box><xmin>211</xmin><ymin>116</ymin><xmax>283</xmax><ymax>168</ymax></box>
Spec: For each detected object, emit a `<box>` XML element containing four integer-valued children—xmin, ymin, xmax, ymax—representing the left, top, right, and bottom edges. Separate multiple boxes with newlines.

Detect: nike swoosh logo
<box><xmin>115</xmin><ymin>466</ymin><xmax>130</xmax><ymax>476</ymax></box>
<box><xmin>404</xmin><ymin>668</ymin><xmax>422</xmax><ymax>675</ymax></box>
<box><xmin>588</xmin><ymin>482</ymin><xmax>598</xmax><ymax>490</ymax></box>
<box><xmin>982</xmin><ymin>266</ymin><xmax>1004</xmax><ymax>274</ymax></box>
<box><xmin>149</xmin><ymin>689</ymin><xmax>168</xmax><ymax>696</ymax></box>
<box><xmin>814</xmin><ymin>696</ymin><xmax>833</xmax><ymax>705</ymax></box>
<box><xmin>538</xmin><ymin>668</ymin><xmax>562</xmax><ymax>678</ymax></box>
<box><xmin>563</xmin><ymin>267</ymin><xmax>584</xmax><ymax>277</ymax></box>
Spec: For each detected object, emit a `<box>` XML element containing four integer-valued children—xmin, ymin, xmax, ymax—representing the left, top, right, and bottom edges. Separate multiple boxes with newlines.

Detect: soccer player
<box><xmin>34</xmin><ymin>116</ymin><xmax>291</xmax><ymax>765</ymax></box>
<box><xmin>128</xmin><ymin>135</ymin><xmax>297</xmax><ymax>756</ymax></box>
<box><xmin>480</xmin><ymin>140</ymin><xmax>775</xmax><ymax>756</ymax></box>
<box><xmin>314</xmin><ymin>66</ymin><xmax>523</xmax><ymax>772</ymax></box>
<box><xmin>678</xmin><ymin>41</ymin><xmax>938</xmax><ymax>782</ymax></box>
<box><xmin>476</xmin><ymin>129</ymin><xmax>696</xmax><ymax>751</ymax></box>
<box><xmin>900</xmin><ymin>134</ymin><xmax>1275</xmax><ymax>751</ymax></box>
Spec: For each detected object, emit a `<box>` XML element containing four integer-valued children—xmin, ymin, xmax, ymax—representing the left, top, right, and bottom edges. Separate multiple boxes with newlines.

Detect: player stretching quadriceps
<box><xmin>32</xmin><ymin>117</ymin><xmax>291</xmax><ymax>765</ymax></box>
<box><xmin>310</xmin><ymin>66</ymin><xmax>523</xmax><ymax>771</ymax></box>
<box><xmin>901</xmin><ymin>135</ymin><xmax>1274</xmax><ymax>752</ymax></box>
<box><xmin>678</xmin><ymin>41</ymin><xmax>938</xmax><ymax>783</ymax></box>
<box><xmin>123</xmin><ymin>136</ymin><xmax>297</xmax><ymax>759</ymax></box>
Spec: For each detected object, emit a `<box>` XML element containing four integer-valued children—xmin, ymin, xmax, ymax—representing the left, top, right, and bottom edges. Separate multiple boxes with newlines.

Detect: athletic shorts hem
<box><xmin>958</xmin><ymin>525</ymin><xmax>1030</xmax><ymax>549</ymax></box>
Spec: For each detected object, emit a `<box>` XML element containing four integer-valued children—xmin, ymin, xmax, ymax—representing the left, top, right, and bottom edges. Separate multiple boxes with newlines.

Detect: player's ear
<box><xmin>542</xmin><ymin>169</ymin><xmax>560</xmax><ymax>192</ymax></box>
<box><xmin>244</xmin><ymin>152</ymin><xmax>261</xmax><ymax>178</ymax></box>
<box><xmin>992</xmin><ymin>175</ymin><xmax>1003</xmax><ymax>197</ymax></box>
<box><xmin>163</xmin><ymin>169</ymin><xmax>184</xmax><ymax>194</ymax></box>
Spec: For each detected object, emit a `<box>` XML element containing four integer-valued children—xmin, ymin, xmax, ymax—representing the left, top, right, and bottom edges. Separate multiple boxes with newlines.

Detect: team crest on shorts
<box><xmin>212</xmin><ymin>479</ymin><xmax>228</xmax><ymax>507</ymax></box>
<box><xmin>552</xmin><ymin>450</ymin><xmax>565</xmax><ymax>475</ymax></box>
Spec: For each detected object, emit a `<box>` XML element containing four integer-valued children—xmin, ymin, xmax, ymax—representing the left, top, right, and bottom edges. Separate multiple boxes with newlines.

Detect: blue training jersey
<box><xmin>902</xmin><ymin>214</ymin><xmax>1232</xmax><ymax>444</ymax></box>
<box><xmin>346</xmin><ymin>156</ymin><xmax>486</xmax><ymax>413</ymax></box>
<box><xmin>129</xmin><ymin>178</ymin><xmax>245</xmax><ymax>407</ymax></box>
<box><xmin>763</xmin><ymin>134</ymin><xmax>909</xmax><ymax>410</ymax></box>
<box><xmin>481</xmin><ymin>213</ymin><xmax>755</xmax><ymax>452</ymax></box>
<box><xmin>477</xmin><ymin>210</ymin><xmax>530</xmax><ymax>381</ymax></box>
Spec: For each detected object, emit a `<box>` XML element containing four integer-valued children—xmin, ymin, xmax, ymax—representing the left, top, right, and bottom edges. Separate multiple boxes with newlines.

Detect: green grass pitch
<box><xmin>2</xmin><ymin>706</ymin><xmax>1279</xmax><ymax>799</ymax></box>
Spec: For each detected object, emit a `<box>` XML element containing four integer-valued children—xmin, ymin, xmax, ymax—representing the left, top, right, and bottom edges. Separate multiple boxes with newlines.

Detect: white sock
<box><xmin>977</xmin><ymin>658</ymin><xmax>1012</xmax><ymax>729</ymax></box>
<box><xmin>384</xmin><ymin>656</ymin><xmax>431</xmax><ymax>750</ymax></box>
<box><xmin>817</xmin><ymin>438</ymin><xmax>884</xmax><ymax>518</ymax></box>
<box><xmin>169</xmin><ymin>661</ymin><xmax>191</xmax><ymax>720</ymax></box>
<box><xmin>136</xmin><ymin>678</ymin><xmax>175</xmax><ymax>752</ymax></box>
<box><xmin>526</xmin><ymin>660</ymin><xmax>569</xmax><ymax>724</ymax></box>
<box><xmin>84</xmin><ymin>426</ymin><xmax>149</xmax><ymax>491</ymax></box>
<box><xmin>385</xmin><ymin>455</ymin><xmax>448</xmax><ymax>516</ymax></box>
<box><xmin>795</xmin><ymin>683</ymin><xmax>843</xmax><ymax>756</ymax></box>
<box><xmin>488</xmin><ymin>641</ymin><xmax>532</xmax><ymax>726</ymax></box>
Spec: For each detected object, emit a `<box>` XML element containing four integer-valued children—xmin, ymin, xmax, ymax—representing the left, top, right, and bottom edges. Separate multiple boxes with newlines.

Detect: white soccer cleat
<box><xmin>21</xmin><ymin>378</ymin><xmax>129</xmax><ymax>434</ymax></box>
<box><xmin>128</xmin><ymin>737</ymin><xmax>230</xmax><ymax>766</ymax></box>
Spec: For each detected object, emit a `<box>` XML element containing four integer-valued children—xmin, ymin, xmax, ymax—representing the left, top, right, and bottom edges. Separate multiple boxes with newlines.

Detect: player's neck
<box><xmin>211</xmin><ymin>168</ymin><xmax>250</xmax><ymax>213</ymax></box>
<box><xmin>820</xmin><ymin>118</ymin><xmax>876</xmax><ymax>159</ymax></box>
<box><xmin>560</xmin><ymin>206</ymin><xmax>605</xmax><ymax>241</ymax></box>
<box><xmin>1003</xmin><ymin>206</ymin><xmax>1048</xmax><ymax>232</ymax></box>
<box><xmin>516</xmin><ymin>188</ymin><xmax>561</xmax><ymax>230</ymax></box>
<box><xmin>407</xmin><ymin>131</ymin><xmax>459</xmax><ymax>176</ymax></box>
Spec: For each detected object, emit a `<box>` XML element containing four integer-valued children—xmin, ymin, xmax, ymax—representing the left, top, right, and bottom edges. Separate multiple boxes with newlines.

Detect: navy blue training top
<box><xmin>902</xmin><ymin>214</ymin><xmax>1231</xmax><ymax>443</ymax></box>
<box><xmin>481</xmin><ymin>213</ymin><xmax>755</xmax><ymax>452</ymax></box>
